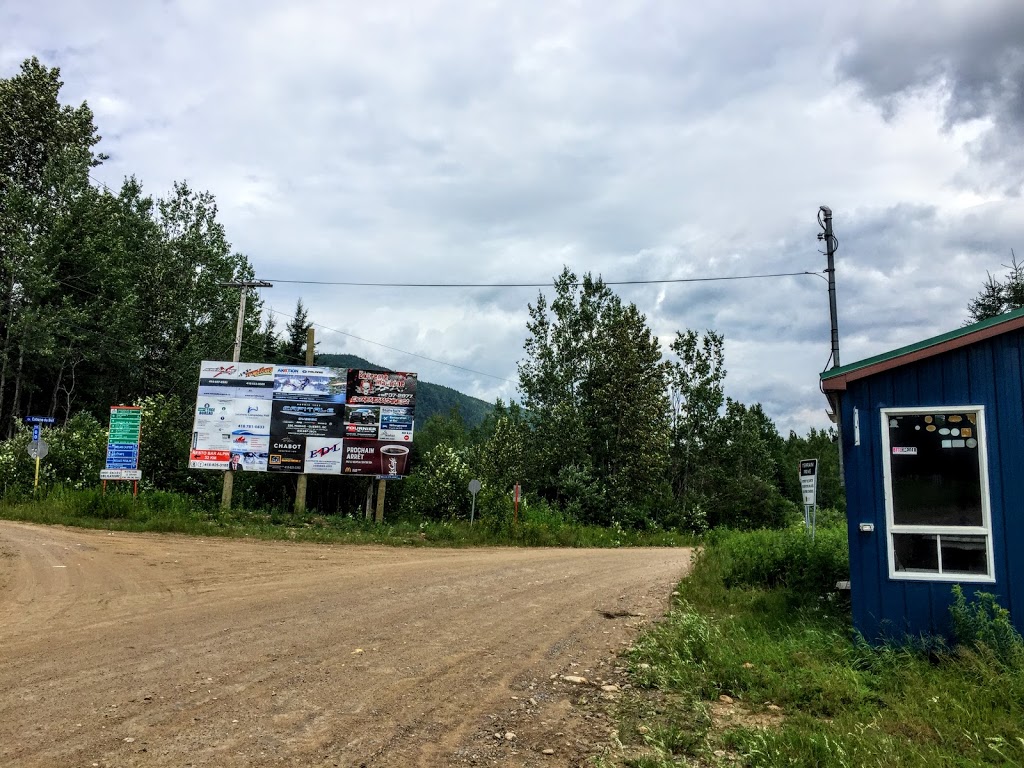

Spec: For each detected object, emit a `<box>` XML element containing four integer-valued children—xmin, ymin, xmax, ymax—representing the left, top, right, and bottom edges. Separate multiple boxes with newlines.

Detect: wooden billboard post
<box><xmin>375</xmin><ymin>479</ymin><xmax>387</xmax><ymax>523</ymax></box>
<box><xmin>293</xmin><ymin>326</ymin><xmax>316</xmax><ymax>514</ymax></box>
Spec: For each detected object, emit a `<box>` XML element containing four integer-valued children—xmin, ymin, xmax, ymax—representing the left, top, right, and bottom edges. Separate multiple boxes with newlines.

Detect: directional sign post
<box><xmin>105</xmin><ymin>406</ymin><xmax>143</xmax><ymax>497</ymax></box>
<box><xmin>468</xmin><ymin>478</ymin><xmax>482</xmax><ymax>525</ymax></box>
<box><xmin>799</xmin><ymin>459</ymin><xmax>818</xmax><ymax>540</ymax></box>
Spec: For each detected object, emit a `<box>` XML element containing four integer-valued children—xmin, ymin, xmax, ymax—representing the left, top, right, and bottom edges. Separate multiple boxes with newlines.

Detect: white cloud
<box><xmin>3</xmin><ymin>0</ymin><xmax>1023</xmax><ymax>435</ymax></box>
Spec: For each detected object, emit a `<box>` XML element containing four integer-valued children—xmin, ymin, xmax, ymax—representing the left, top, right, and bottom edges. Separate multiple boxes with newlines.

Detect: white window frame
<box><xmin>880</xmin><ymin>405</ymin><xmax>995</xmax><ymax>583</ymax></box>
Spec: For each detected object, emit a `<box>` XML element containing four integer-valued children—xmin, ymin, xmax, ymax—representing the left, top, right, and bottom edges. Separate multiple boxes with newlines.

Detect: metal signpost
<box><xmin>468</xmin><ymin>478</ymin><xmax>482</xmax><ymax>525</ymax></box>
<box><xmin>799</xmin><ymin>459</ymin><xmax>818</xmax><ymax>540</ymax></box>
<box><xmin>24</xmin><ymin>417</ymin><xmax>53</xmax><ymax>492</ymax></box>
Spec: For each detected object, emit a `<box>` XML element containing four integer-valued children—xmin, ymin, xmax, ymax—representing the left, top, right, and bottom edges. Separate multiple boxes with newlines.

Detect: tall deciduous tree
<box><xmin>0</xmin><ymin>57</ymin><xmax>264</xmax><ymax>430</ymax></box>
<box><xmin>0</xmin><ymin>57</ymin><xmax>105</xmax><ymax>432</ymax></box>
<box><xmin>518</xmin><ymin>268</ymin><xmax>670</xmax><ymax>525</ymax></box>
<box><xmin>668</xmin><ymin>329</ymin><xmax>725</xmax><ymax>514</ymax></box>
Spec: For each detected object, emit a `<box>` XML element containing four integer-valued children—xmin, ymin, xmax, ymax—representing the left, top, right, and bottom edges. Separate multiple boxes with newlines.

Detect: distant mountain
<box><xmin>315</xmin><ymin>353</ymin><xmax>494</xmax><ymax>427</ymax></box>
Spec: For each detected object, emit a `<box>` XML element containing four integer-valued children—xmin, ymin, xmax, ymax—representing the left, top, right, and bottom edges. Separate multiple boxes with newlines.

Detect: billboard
<box><xmin>189</xmin><ymin>361</ymin><xmax>274</xmax><ymax>469</ymax></box>
<box><xmin>341</xmin><ymin>440</ymin><xmax>412</xmax><ymax>476</ymax></box>
<box><xmin>269</xmin><ymin>366</ymin><xmax>346</xmax><ymax>473</ymax></box>
<box><xmin>189</xmin><ymin>362</ymin><xmax>415</xmax><ymax>476</ymax></box>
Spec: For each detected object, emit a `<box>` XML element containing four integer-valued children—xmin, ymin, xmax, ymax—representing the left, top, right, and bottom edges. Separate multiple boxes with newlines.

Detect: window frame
<box><xmin>880</xmin><ymin>405</ymin><xmax>995</xmax><ymax>583</ymax></box>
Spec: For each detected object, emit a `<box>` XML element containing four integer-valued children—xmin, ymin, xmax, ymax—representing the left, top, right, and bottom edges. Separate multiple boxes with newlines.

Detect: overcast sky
<box><xmin>4</xmin><ymin>1</ymin><xmax>1023</xmax><ymax>434</ymax></box>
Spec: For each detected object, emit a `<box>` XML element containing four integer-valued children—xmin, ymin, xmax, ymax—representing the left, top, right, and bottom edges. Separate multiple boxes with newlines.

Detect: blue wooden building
<box><xmin>821</xmin><ymin>307</ymin><xmax>1024</xmax><ymax>640</ymax></box>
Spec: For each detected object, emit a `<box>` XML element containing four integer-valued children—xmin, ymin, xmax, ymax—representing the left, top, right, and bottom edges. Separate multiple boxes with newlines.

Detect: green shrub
<box><xmin>709</xmin><ymin>526</ymin><xmax>849</xmax><ymax>598</ymax></box>
<box><xmin>949</xmin><ymin>585</ymin><xmax>1024</xmax><ymax>668</ymax></box>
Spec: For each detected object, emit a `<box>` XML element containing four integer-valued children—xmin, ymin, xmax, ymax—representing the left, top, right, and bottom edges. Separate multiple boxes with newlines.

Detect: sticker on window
<box><xmin>892</xmin><ymin>447</ymin><xmax>918</xmax><ymax>455</ymax></box>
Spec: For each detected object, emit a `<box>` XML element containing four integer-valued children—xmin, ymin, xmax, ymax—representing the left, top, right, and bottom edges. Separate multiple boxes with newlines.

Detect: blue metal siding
<box><xmin>841</xmin><ymin>330</ymin><xmax>1024</xmax><ymax>641</ymax></box>
<box><xmin>989</xmin><ymin>334</ymin><xmax>1024</xmax><ymax>620</ymax></box>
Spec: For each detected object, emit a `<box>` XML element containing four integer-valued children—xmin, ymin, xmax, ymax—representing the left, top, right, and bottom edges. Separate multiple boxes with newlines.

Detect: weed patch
<box><xmin>607</xmin><ymin>527</ymin><xmax>1024</xmax><ymax>767</ymax></box>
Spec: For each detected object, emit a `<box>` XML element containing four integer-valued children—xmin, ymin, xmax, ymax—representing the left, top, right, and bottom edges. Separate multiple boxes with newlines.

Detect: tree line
<box><xmin>402</xmin><ymin>269</ymin><xmax>843</xmax><ymax>531</ymax></box>
<box><xmin>2</xmin><ymin>56</ymin><xmax>846</xmax><ymax>529</ymax></box>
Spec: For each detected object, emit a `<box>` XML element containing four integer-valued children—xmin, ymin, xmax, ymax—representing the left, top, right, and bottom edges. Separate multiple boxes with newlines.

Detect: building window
<box><xmin>881</xmin><ymin>407</ymin><xmax>994</xmax><ymax>582</ymax></box>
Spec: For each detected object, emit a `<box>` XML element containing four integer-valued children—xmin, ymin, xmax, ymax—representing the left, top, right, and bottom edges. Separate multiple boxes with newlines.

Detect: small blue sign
<box><xmin>105</xmin><ymin>448</ymin><xmax>140</xmax><ymax>460</ymax></box>
<box><xmin>25</xmin><ymin>416</ymin><xmax>56</xmax><ymax>424</ymax></box>
<box><xmin>106</xmin><ymin>443</ymin><xmax>139</xmax><ymax>454</ymax></box>
<box><xmin>31</xmin><ymin>425</ymin><xmax>40</xmax><ymax>441</ymax></box>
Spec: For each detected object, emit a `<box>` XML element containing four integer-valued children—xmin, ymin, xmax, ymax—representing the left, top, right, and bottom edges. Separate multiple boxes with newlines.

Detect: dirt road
<box><xmin>0</xmin><ymin>521</ymin><xmax>691</xmax><ymax>767</ymax></box>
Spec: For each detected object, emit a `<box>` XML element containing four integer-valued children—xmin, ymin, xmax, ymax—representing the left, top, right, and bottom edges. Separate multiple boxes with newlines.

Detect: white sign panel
<box><xmin>799</xmin><ymin>458</ymin><xmax>818</xmax><ymax>506</ymax></box>
<box><xmin>304</xmin><ymin>437</ymin><xmax>344</xmax><ymax>475</ymax></box>
<box><xmin>190</xmin><ymin>361</ymin><xmax>275</xmax><ymax>469</ymax></box>
<box><xmin>100</xmin><ymin>469</ymin><xmax>142</xmax><ymax>480</ymax></box>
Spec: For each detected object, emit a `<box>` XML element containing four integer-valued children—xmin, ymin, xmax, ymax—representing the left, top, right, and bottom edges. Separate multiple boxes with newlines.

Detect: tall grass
<box><xmin>0</xmin><ymin>486</ymin><xmax>693</xmax><ymax>548</ymax></box>
<box><xmin>615</xmin><ymin>525</ymin><xmax>1024</xmax><ymax>767</ymax></box>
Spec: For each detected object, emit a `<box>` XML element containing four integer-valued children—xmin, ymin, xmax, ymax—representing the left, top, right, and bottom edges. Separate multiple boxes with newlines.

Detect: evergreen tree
<box><xmin>282</xmin><ymin>299</ymin><xmax>311</xmax><ymax>363</ymax></box>
<box><xmin>967</xmin><ymin>251</ymin><xmax>1024</xmax><ymax>322</ymax></box>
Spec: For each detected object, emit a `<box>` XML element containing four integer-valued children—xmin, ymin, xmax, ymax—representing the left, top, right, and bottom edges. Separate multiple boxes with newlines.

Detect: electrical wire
<box><xmin>259</xmin><ymin>271</ymin><xmax>823</xmax><ymax>289</ymax></box>
<box><xmin>270</xmin><ymin>308</ymin><xmax>514</xmax><ymax>383</ymax></box>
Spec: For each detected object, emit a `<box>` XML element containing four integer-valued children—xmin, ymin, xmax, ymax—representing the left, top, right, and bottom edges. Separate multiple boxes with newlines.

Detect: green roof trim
<box><xmin>820</xmin><ymin>306</ymin><xmax>1024</xmax><ymax>381</ymax></box>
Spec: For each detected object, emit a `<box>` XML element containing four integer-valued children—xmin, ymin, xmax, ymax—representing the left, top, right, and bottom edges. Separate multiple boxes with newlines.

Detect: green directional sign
<box><xmin>107</xmin><ymin>407</ymin><xmax>142</xmax><ymax>473</ymax></box>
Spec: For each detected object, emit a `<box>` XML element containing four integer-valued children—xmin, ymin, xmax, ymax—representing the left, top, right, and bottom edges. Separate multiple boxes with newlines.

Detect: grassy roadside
<box><xmin>604</xmin><ymin>526</ymin><xmax>1024</xmax><ymax>767</ymax></box>
<box><xmin>0</xmin><ymin>487</ymin><xmax>693</xmax><ymax>548</ymax></box>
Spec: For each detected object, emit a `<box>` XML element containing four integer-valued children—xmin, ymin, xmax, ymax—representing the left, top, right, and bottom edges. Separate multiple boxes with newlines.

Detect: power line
<box><xmin>259</xmin><ymin>270</ymin><xmax>822</xmax><ymax>288</ymax></box>
<box><xmin>269</xmin><ymin>309</ymin><xmax>514</xmax><ymax>383</ymax></box>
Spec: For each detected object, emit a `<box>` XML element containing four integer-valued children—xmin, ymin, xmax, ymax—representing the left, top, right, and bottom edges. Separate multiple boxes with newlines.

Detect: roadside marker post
<box><xmin>24</xmin><ymin>418</ymin><xmax>51</xmax><ymax>493</ymax></box>
<box><xmin>468</xmin><ymin>478</ymin><xmax>482</xmax><ymax>525</ymax></box>
<box><xmin>799</xmin><ymin>459</ymin><xmax>819</xmax><ymax>541</ymax></box>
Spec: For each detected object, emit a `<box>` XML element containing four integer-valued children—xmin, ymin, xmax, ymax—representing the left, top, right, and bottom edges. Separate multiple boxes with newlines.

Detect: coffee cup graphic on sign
<box><xmin>379</xmin><ymin>444</ymin><xmax>410</xmax><ymax>475</ymax></box>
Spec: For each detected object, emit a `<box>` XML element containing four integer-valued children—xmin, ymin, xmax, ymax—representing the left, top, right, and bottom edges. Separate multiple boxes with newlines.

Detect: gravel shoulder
<box><xmin>0</xmin><ymin>521</ymin><xmax>691</xmax><ymax>767</ymax></box>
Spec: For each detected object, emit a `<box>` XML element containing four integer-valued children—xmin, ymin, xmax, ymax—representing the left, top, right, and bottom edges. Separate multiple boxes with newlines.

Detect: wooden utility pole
<box><xmin>293</xmin><ymin>326</ymin><xmax>315</xmax><ymax>514</ymax></box>
<box><xmin>219</xmin><ymin>279</ymin><xmax>272</xmax><ymax>511</ymax></box>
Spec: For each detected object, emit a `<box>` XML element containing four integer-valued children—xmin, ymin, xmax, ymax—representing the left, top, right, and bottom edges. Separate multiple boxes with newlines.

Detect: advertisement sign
<box><xmin>304</xmin><ymin>437</ymin><xmax>345</xmax><ymax>475</ymax></box>
<box><xmin>342</xmin><ymin>440</ymin><xmax>411</xmax><ymax>476</ymax></box>
<box><xmin>378</xmin><ymin>406</ymin><xmax>414</xmax><ymax>442</ymax></box>
<box><xmin>189</xmin><ymin>362</ymin><xmax>415</xmax><ymax>476</ymax></box>
<box><xmin>270</xmin><ymin>365</ymin><xmax>345</xmax><ymax>471</ymax></box>
<box><xmin>191</xmin><ymin>362</ymin><xmax>275</xmax><ymax>469</ymax></box>
<box><xmin>799</xmin><ymin>459</ymin><xmax>818</xmax><ymax>506</ymax></box>
<box><xmin>344</xmin><ymin>404</ymin><xmax>379</xmax><ymax>439</ymax></box>
<box><xmin>268</xmin><ymin>437</ymin><xmax>305</xmax><ymax>473</ymax></box>
<box><xmin>346</xmin><ymin>370</ymin><xmax>417</xmax><ymax>408</ymax></box>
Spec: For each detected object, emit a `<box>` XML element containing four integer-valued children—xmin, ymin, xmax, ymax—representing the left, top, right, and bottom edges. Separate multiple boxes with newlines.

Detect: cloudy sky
<box><xmin>4</xmin><ymin>0</ymin><xmax>1023</xmax><ymax>434</ymax></box>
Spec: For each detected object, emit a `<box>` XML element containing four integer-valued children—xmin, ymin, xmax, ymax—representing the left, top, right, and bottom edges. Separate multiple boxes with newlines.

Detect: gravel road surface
<box><xmin>0</xmin><ymin>521</ymin><xmax>691</xmax><ymax>767</ymax></box>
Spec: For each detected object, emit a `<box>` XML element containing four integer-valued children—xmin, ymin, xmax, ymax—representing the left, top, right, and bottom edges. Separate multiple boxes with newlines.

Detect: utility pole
<box><xmin>219</xmin><ymin>279</ymin><xmax>272</xmax><ymax>511</ymax></box>
<box><xmin>818</xmin><ymin>206</ymin><xmax>840</xmax><ymax>368</ymax></box>
<box><xmin>818</xmin><ymin>207</ymin><xmax>844</xmax><ymax>485</ymax></box>
<box><xmin>293</xmin><ymin>325</ymin><xmax>315</xmax><ymax>514</ymax></box>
